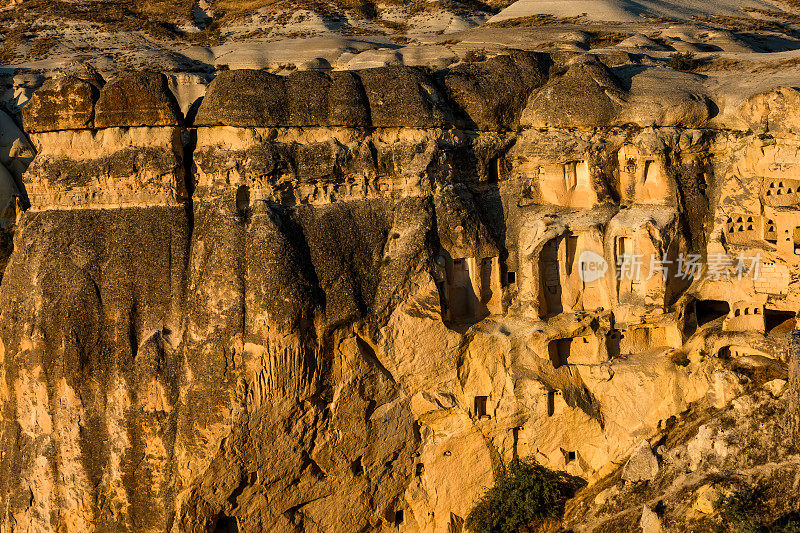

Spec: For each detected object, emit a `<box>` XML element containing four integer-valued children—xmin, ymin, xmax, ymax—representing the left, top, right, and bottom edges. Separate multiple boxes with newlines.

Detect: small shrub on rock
<box><xmin>715</xmin><ymin>485</ymin><xmax>768</xmax><ymax>533</ymax></box>
<box><xmin>465</xmin><ymin>458</ymin><xmax>585</xmax><ymax>533</ymax></box>
<box><xmin>667</xmin><ymin>52</ymin><xmax>706</xmax><ymax>71</ymax></box>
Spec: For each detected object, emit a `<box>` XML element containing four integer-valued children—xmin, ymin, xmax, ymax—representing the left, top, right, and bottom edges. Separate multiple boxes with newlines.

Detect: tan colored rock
<box><xmin>741</xmin><ymin>87</ymin><xmax>800</xmax><ymax>135</ymax></box>
<box><xmin>95</xmin><ymin>72</ymin><xmax>182</xmax><ymax>128</ymax></box>
<box><xmin>764</xmin><ymin>378</ymin><xmax>787</xmax><ymax>397</ymax></box>
<box><xmin>621</xmin><ymin>441</ymin><xmax>659</xmax><ymax>482</ymax></box>
<box><xmin>521</xmin><ymin>59</ymin><xmax>712</xmax><ymax>129</ymax></box>
<box><xmin>7</xmin><ymin>57</ymin><xmax>800</xmax><ymax>533</ymax></box>
<box><xmin>708</xmin><ymin>371</ymin><xmax>744</xmax><ymax>410</ymax></box>
<box><xmin>640</xmin><ymin>504</ymin><xmax>663</xmax><ymax>533</ymax></box>
<box><xmin>24</xmin><ymin>126</ymin><xmax>185</xmax><ymax>210</ymax></box>
<box><xmin>358</xmin><ymin>66</ymin><xmax>453</xmax><ymax>128</ymax></box>
<box><xmin>521</xmin><ymin>58</ymin><xmax>624</xmax><ymax>129</ymax></box>
<box><xmin>687</xmin><ymin>424</ymin><xmax>728</xmax><ymax>471</ymax></box>
<box><xmin>21</xmin><ymin>76</ymin><xmax>97</xmax><ymax>132</ymax></box>
<box><xmin>693</xmin><ymin>483</ymin><xmax>720</xmax><ymax>514</ymax></box>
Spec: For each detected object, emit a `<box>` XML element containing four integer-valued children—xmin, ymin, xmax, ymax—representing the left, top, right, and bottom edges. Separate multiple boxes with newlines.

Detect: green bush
<box><xmin>667</xmin><ymin>52</ymin><xmax>706</xmax><ymax>71</ymax></box>
<box><xmin>714</xmin><ymin>485</ymin><xmax>800</xmax><ymax>533</ymax></box>
<box><xmin>465</xmin><ymin>459</ymin><xmax>585</xmax><ymax>533</ymax></box>
<box><xmin>716</xmin><ymin>486</ymin><xmax>768</xmax><ymax>533</ymax></box>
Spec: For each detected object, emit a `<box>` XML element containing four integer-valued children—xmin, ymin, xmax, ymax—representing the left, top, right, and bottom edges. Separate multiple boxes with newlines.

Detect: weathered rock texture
<box><xmin>1</xmin><ymin>52</ymin><xmax>799</xmax><ymax>532</ymax></box>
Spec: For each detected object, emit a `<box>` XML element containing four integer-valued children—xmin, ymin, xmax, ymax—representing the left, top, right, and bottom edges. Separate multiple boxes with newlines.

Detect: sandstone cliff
<box><xmin>0</xmin><ymin>52</ymin><xmax>798</xmax><ymax>532</ymax></box>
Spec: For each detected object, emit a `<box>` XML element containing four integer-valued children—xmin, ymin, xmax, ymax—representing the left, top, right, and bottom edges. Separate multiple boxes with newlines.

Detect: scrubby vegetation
<box><xmin>465</xmin><ymin>459</ymin><xmax>585</xmax><ymax>533</ymax></box>
<box><xmin>715</xmin><ymin>484</ymin><xmax>800</xmax><ymax>533</ymax></box>
<box><xmin>716</xmin><ymin>485</ymin><xmax>770</xmax><ymax>533</ymax></box>
<box><xmin>0</xmin><ymin>27</ymin><xmax>21</xmax><ymax>65</ymax></box>
<box><xmin>667</xmin><ymin>52</ymin><xmax>707</xmax><ymax>71</ymax></box>
<box><xmin>587</xmin><ymin>31</ymin><xmax>629</xmax><ymax>48</ymax></box>
<box><xmin>463</xmin><ymin>48</ymin><xmax>487</xmax><ymax>62</ymax></box>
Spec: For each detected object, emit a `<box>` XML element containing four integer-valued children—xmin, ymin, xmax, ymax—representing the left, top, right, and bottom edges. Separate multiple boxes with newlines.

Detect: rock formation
<box><xmin>1</xmin><ymin>51</ymin><xmax>799</xmax><ymax>532</ymax></box>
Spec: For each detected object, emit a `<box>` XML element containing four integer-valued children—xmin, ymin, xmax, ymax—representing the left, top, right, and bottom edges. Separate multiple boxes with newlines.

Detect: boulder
<box><xmin>741</xmin><ymin>86</ymin><xmax>800</xmax><ymax>135</ymax></box>
<box><xmin>195</xmin><ymin>69</ymin><xmax>287</xmax><ymax>127</ymax></box>
<box><xmin>285</xmin><ymin>70</ymin><xmax>370</xmax><ymax>127</ymax></box>
<box><xmin>708</xmin><ymin>370</ymin><xmax>744</xmax><ymax>409</ymax></box>
<box><xmin>440</xmin><ymin>51</ymin><xmax>549</xmax><ymax>130</ymax></box>
<box><xmin>21</xmin><ymin>76</ymin><xmax>97</xmax><ymax>132</ymax></box>
<box><xmin>95</xmin><ymin>72</ymin><xmax>182</xmax><ymax>128</ymax></box>
<box><xmin>621</xmin><ymin>67</ymin><xmax>713</xmax><ymax>128</ymax></box>
<box><xmin>764</xmin><ymin>378</ymin><xmax>787</xmax><ymax>398</ymax></box>
<box><xmin>521</xmin><ymin>58</ymin><xmax>625</xmax><ymax>129</ymax></box>
<box><xmin>640</xmin><ymin>504</ymin><xmax>663</xmax><ymax>533</ymax></box>
<box><xmin>692</xmin><ymin>484</ymin><xmax>720</xmax><ymax>514</ymax></box>
<box><xmin>621</xmin><ymin>440</ymin><xmax>659</xmax><ymax>482</ymax></box>
<box><xmin>357</xmin><ymin>66</ymin><xmax>453</xmax><ymax>128</ymax></box>
<box><xmin>521</xmin><ymin>60</ymin><xmax>714</xmax><ymax>129</ymax></box>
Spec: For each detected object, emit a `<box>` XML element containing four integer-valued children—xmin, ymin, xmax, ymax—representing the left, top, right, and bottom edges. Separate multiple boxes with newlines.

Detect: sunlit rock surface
<box><xmin>1</xmin><ymin>52</ymin><xmax>800</xmax><ymax>532</ymax></box>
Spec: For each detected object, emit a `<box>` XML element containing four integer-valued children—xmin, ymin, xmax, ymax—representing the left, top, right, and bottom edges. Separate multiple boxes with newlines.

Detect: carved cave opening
<box><xmin>235</xmin><ymin>184</ymin><xmax>250</xmax><ymax>215</ymax></box>
<box><xmin>764</xmin><ymin>309</ymin><xmax>796</xmax><ymax>334</ymax></box>
<box><xmin>548</xmin><ymin>338</ymin><xmax>572</xmax><ymax>368</ymax></box>
<box><xmin>214</xmin><ymin>514</ymin><xmax>238</xmax><ymax>533</ymax></box>
<box><xmin>547</xmin><ymin>390</ymin><xmax>556</xmax><ymax>416</ymax></box>
<box><xmin>449</xmin><ymin>259</ymin><xmax>474</xmax><ymax>320</ymax></box>
<box><xmin>606</xmin><ymin>329</ymin><xmax>622</xmax><ymax>358</ymax></box>
<box><xmin>474</xmin><ymin>395</ymin><xmax>488</xmax><ymax>418</ymax></box>
<box><xmin>695</xmin><ymin>299</ymin><xmax>730</xmax><ymax>327</ymax></box>
<box><xmin>539</xmin><ymin>237</ymin><xmax>563</xmax><ymax>317</ymax></box>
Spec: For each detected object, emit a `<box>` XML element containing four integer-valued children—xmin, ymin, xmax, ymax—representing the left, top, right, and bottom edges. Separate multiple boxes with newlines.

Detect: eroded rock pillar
<box><xmin>789</xmin><ymin>330</ymin><xmax>800</xmax><ymax>448</ymax></box>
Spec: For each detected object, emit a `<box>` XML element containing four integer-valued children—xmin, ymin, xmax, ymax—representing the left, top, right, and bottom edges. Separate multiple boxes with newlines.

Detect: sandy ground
<box><xmin>490</xmin><ymin>0</ymin><xmax>786</xmax><ymax>22</ymax></box>
<box><xmin>4</xmin><ymin>0</ymin><xmax>800</xmax><ymax>74</ymax></box>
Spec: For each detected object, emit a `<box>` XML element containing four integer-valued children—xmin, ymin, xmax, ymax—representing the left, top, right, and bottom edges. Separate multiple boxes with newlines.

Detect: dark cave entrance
<box><xmin>606</xmin><ymin>329</ymin><xmax>622</xmax><ymax>358</ymax></box>
<box><xmin>449</xmin><ymin>259</ymin><xmax>476</xmax><ymax>321</ymax></box>
<box><xmin>548</xmin><ymin>338</ymin><xmax>572</xmax><ymax>368</ymax></box>
<box><xmin>214</xmin><ymin>514</ymin><xmax>238</xmax><ymax>533</ymax></box>
<box><xmin>765</xmin><ymin>309</ymin><xmax>796</xmax><ymax>334</ymax></box>
<box><xmin>235</xmin><ymin>185</ymin><xmax>250</xmax><ymax>215</ymax></box>
<box><xmin>474</xmin><ymin>396</ymin><xmax>488</xmax><ymax>418</ymax></box>
<box><xmin>696</xmin><ymin>299</ymin><xmax>730</xmax><ymax>327</ymax></box>
<box><xmin>539</xmin><ymin>238</ymin><xmax>563</xmax><ymax>317</ymax></box>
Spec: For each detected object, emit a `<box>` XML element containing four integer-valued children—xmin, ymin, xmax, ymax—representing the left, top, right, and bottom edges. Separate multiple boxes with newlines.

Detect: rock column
<box><xmin>788</xmin><ymin>330</ymin><xmax>800</xmax><ymax>448</ymax></box>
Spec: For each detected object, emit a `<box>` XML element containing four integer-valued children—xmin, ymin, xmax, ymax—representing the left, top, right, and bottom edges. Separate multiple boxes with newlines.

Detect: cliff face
<box><xmin>1</xmin><ymin>55</ymin><xmax>799</xmax><ymax>532</ymax></box>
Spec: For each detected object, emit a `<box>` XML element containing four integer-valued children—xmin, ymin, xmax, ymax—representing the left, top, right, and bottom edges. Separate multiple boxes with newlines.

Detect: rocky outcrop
<box><xmin>1</xmin><ymin>53</ymin><xmax>799</xmax><ymax>532</ymax></box>
<box><xmin>521</xmin><ymin>57</ymin><xmax>713</xmax><ymax>129</ymax></box>
<box><xmin>741</xmin><ymin>86</ymin><xmax>800</xmax><ymax>135</ymax></box>
<box><xmin>439</xmin><ymin>51</ymin><xmax>550</xmax><ymax>130</ymax></box>
<box><xmin>20</xmin><ymin>72</ymin><xmax>185</xmax><ymax>210</ymax></box>
<box><xmin>564</xmin><ymin>383</ymin><xmax>800</xmax><ymax>531</ymax></box>
<box><xmin>21</xmin><ymin>76</ymin><xmax>98</xmax><ymax>133</ymax></box>
<box><xmin>195</xmin><ymin>54</ymin><xmax>549</xmax><ymax>131</ymax></box>
<box><xmin>94</xmin><ymin>72</ymin><xmax>182</xmax><ymax>128</ymax></box>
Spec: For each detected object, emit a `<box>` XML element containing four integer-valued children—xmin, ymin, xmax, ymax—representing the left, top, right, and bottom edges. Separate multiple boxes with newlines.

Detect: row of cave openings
<box><xmin>469</xmin><ymin>392</ymin><xmax>579</xmax><ymax>463</ymax></box>
<box><xmin>437</xmin><ymin>233</ymin><xmax>652</xmax><ymax>325</ymax></box>
<box><xmin>685</xmin><ymin>299</ymin><xmax>795</xmax><ymax>336</ymax></box>
<box><xmin>436</xmin><ymin>233</ymin><xmax>591</xmax><ymax>325</ymax></box>
<box><xmin>726</xmin><ymin>214</ymin><xmax>800</xmax><ymax>252</ymax></box>
<box><xmin>764</xmin><ymin>179</ymin><xmax>800</xmax><ymax>198</ymax></box>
